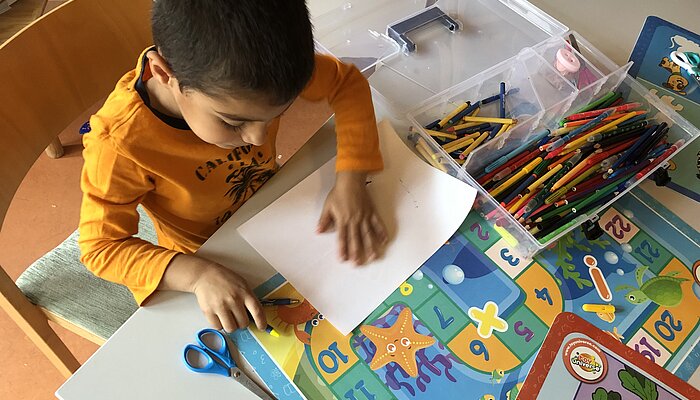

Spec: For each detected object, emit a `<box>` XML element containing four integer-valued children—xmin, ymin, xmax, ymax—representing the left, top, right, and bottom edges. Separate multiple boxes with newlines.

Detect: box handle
<box><xmin>387</xmin><ymin>6</ymin><xmax>459</xmax><ymax>53</ymax></box>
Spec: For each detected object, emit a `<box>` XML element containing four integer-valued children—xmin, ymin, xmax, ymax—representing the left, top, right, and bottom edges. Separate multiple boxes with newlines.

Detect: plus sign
<box><xmin>468</xmin><ymin>301</ymin><xmax>508</xmax><ymax>339</ymax></box>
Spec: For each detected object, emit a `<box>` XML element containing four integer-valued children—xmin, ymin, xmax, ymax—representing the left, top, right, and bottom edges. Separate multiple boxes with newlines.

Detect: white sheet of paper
<box><xmin>238</xmin><ymin>120</ymin><xmax>477</xmax><ymax>334</ymax></box>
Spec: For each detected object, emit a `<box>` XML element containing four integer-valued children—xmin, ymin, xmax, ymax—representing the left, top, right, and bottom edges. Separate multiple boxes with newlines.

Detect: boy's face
<box><xmin>172</xmin><ymin>87</ymin><xmax>292</xmax><ymax>149</ymax></box>
<box><xmin>147</xmin><ymin>50</ymin><xmax>293</xmax><ymax>149</ymax></box>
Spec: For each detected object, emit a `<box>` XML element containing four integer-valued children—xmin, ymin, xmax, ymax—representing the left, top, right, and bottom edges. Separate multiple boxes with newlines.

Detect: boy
<box><xmin>79</xmin><ymin>0</ymin><xmax>387</xmax><ymax>334</ymax></box>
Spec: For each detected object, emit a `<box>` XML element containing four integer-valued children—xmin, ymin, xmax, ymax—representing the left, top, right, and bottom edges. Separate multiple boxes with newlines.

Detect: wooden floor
<box><xmin>0</xmin><ymin>0</ymin><xmax>70</xmax><ymax>42</ymax></box>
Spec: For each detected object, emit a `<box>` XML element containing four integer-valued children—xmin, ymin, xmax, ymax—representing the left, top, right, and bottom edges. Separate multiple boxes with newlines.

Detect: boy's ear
<box><xmin>146</xmin><ymin>50</ymin><xmax>176</xmax><ymax>86</ymax></box>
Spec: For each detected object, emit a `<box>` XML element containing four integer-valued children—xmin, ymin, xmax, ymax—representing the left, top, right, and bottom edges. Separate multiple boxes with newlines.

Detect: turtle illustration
<box><xmin>615</xmin><ymin>266</ymin><xmax>689</xmax><ymax>307</ymax></box>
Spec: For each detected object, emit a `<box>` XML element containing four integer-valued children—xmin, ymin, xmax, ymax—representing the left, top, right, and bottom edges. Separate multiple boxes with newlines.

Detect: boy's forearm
<box><xmin>157</xmin><ymin>253</ymin><xmax>210</xmax><ymax>292</ymax></box>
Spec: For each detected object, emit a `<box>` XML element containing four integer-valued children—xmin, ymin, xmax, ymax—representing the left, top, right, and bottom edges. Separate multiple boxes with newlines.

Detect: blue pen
<box><xmin>608</xmin><ymin>123</ymin><xmax>664</xmax><ymax>172</ymax></box>
<box><xmin>481</xmin><ymin>87</ymin><xmax>520</xmax><ymax>105</ymax></box>
<box><xmin>499</xmin><ymin>82</ymin><xmax>507</xmax><ymax>118</ymax></box>
<box><xmin>647</xmin><ymin>142</ymin><xmax>671</xmax><ymax>159</ymax></box>
<box><xmin>548</xmin><ymin>109</ymin><xmax>615</xmax><ymax>152</ymax></box>
<box><xmin>618</xmin><ymin>113</ymin><xmax>647</xmax><ymax>128</ymax></box>
<box><xmin>484</xmin><ymin>129</ymin><xmax>551</xmax><ymax>173</ymax></box>
<box><xmin>425</xmin><ymin>119</ymin><xmax>440</xmax><ymax>130</ymax></box>
<box><xmin>607</xmin><ymin>159</ymin><xmax>652</xmax><ymax>182</ymax></box>
<box><xmin>488</xmin><ymin>124</ymin><xmax>502</xmax><ymax>139</ymax></box>
<box><xmin>633</xmin><ymin>125</ymin><xmax>669</xmax><ymax>163</ymax></box>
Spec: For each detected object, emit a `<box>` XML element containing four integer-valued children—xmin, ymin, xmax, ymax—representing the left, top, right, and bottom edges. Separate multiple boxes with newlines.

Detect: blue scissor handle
<box><xmin>183</xmin><ymin>329</ymin><xmax>237</xmax><ymax>376</ymax></box>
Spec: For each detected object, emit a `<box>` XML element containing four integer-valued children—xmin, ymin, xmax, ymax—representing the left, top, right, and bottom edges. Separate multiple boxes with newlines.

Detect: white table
<box><xmin>57</xmin><ymin>1</ymin><xmax>700</xmax><ymax>398</ymax></box>
<box><xmin>56</xmin><ymin>118</ymin><xmax>339</xmax><ymax>399</ymax></box>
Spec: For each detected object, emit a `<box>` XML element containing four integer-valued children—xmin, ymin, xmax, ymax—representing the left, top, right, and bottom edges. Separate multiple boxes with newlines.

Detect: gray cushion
<box><xmin>16</xmin><ymin>206</ymin><xmax>158</xmax><ymax>340</ymax></box>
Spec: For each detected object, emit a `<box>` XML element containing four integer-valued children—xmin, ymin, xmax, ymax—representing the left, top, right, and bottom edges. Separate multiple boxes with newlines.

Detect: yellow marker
<box><xmin>495</xmin><ymin>124</ymin><xmax>510</xmax><ymax>138</ymax></box>
<box><xmin>525</xmin><ymin>164</ymin><xmax>563</xmax><ymax>194</ymax></box>
<box><xmin>582</xmin><ymin>304</ymin><xmax>616</xmax><ymax>313</ymax></box>
<box><xmin>470</xmin><ymin>107</ymin><xmax>481</xmax><ymax>117</ymax></box>
<box><xmin>550</xmin><ymin>152</ymin><xmax>598</xmax><ymax>191</ymax></box>
<box><xmin>426</xmin><ymin>129</ymin><xmax>457</xmax><ymax>140</ymax></box>
<box><xmin>490</xmin><ymin>157</ymin><xmax>543</xmax><ymax>197</ymax></box>
<box><xmin>459</xmin><ymin>132</ymin><xmax>489</xmax><ymax>159</ymax></box>
<box><xmin>452</xmin><ymin>121</ymin><xmax>481</xmax><ymax>130</ymax></box>
<box><xmin>460</xmin><ymin>116</ymin><xmax>517</xmax><ymax>125</ymax></box>
<box><xmin>437</xmin><ymin>102</ymin><xmax>469</xmax><ymax>128</ymax></box>
<box><xmin>269</xmin><ymin>329</ymin><xmax>280</xmax><ymax>338</ymax></box>
<box><xmin>415</xmin><ymin>138</ymin><xmax>448</xmax><ymax>172</ymax></box>
<box><xmin>564</xmin><ymin>111</ymin><xmax>643</xmax><ymax>150</ymax></box>
<box><xmin>560</xmin><ymin>163</ymin><xmax>601</xmax><ymax>193</ymax></box>
<box><xmin>551</xmin><ymin>126</ymin><xmax>576</xmax><ymax>137</ymax></box>
<box><xmin>442</xmin><ymin>137</ymin><xmax>475</xmax><ymax>154</ymax></box>
<box><xmin>508</xmin><ymin>192</ymin><xmax>534</xmax><ymax>214</ymax></box>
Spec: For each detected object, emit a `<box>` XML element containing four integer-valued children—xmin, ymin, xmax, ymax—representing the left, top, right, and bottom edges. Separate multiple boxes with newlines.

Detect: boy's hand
<box><xmin>160</xmin><ymin>254</ymin><xmax>267</xmax><ymax>333</ymax></box>
<box><xmin>317</xmin><ymin>171</ymin><xmax>388</xmax><ymax>265</ymax></box>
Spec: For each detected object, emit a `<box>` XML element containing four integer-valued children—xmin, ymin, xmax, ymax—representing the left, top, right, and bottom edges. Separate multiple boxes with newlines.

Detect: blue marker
<box><xmin>547</xmin><ymin>109</ymin><xmax>615</xmax><ymax>152</ymax></box>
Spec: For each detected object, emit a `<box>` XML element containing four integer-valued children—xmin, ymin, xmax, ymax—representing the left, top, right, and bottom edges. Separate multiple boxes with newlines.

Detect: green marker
<box><xmin>538</xmin><ymin>217</ymin><xmax>582</xmax><ymax>243</ymax></box>
<box><xmin>574</xmin><ymin>91</ymin><xmax>617</xmax><ymax>114</ymax></box>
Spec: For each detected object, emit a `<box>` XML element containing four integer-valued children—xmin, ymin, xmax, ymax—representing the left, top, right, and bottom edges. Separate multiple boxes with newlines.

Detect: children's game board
<box><xmin>629</xmin><ymin>17</ymin><xmax>700</xmax><ymax>205</ymax></box>
<box><xmin>229</xmin><ymin>192</ymin><xmax>700</xmax><ymax>400</ymax></box>
<box><xmin>519</xmin><ymin>313</ymin><xmax>699</xmax><ymax>399</ymax></box>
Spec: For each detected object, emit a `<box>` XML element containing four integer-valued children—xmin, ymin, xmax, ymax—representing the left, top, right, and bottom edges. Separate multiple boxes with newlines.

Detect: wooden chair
<box><xmin>0</xmin><ymin>0</ymin><xmax>154</xmax><ymax>378</ymax></box>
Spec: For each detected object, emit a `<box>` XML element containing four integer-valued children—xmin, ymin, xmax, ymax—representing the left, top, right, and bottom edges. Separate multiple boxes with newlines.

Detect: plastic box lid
<box><xmin>313</xmin><ymin>0</ymin><xmax>568</xmax><ymax>114</ymax></box>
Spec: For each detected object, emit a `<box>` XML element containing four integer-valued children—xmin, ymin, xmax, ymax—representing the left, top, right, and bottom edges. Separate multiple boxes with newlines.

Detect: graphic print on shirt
<box><xmin>195</xmin><ymin>145</ymin><xmax>277</xmax><ymax>227</ymax></box>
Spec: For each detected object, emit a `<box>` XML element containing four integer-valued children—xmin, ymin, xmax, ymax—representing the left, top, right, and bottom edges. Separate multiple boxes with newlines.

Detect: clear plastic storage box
<box><xmin>313</xmin><ymin>0</ymin><xmax>700</xmax><ymax>257</ymax></box>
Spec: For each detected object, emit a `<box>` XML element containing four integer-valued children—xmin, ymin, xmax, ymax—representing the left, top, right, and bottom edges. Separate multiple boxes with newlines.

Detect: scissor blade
<box><xmin>230</xmin><ymin>368</ymin><xmax>276</xmax><ymax>400</ymax></box>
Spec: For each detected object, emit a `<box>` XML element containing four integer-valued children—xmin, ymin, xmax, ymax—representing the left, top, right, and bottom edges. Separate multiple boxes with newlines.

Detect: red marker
<box><xmin>564</xmin><ymin>102</ymin><xmax>642</xmax><ymax>122</ymax></box>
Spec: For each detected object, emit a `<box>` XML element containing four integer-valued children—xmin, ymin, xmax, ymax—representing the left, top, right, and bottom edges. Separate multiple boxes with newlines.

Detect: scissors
<box><xmin>183</xmin><ymin>328</ymin><xmax>275</xmax><ymax>400</ymax></box>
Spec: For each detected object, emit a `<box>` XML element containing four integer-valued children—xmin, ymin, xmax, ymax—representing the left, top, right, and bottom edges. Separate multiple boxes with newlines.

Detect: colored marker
<box><xmin>634</xmin><ymin>139</ymin><xmax>685</xmax><ymax>180</ymax></box>
<box><xmin>437</xmin><ymin>102</ymin><xmax>470</xmax><ymax>128</ymax></box>
<box><xmin>484</xmin><ymin>129</ymin><xmax>550</xmax><ymax>173</ymax></box>
<box><xmin>582</xmin><ymin>304</ymin><xmax>615</xmax><ymax>313</ymax></box>
<box><xmin>449</xmin><ymin>122</ymin><xmax>491</xmax><ymax>135</ymax></box>
<box><xmin>448</xmin><ymin>102</ymin><xmax>480</xmax><ymax>125</ymax></box>
<box><xmin>459</xmin><ymin>132</ymin><xmax>489</xmax><ymax>159</ymax></box>
<box><xmin>564</xmin><ymin>102</ymin><xmax>642</xmax><ymax>122</ymax></box>
<box><xmin>499</xmin><ymin>82</ymin><xmax>506</xmax><ymax>118</ymax></box>
<box><xmin>563</xmin><ymin>111</ymin><xmax>645</xmax><ymax>150</ymax></box>
<box><xmin>490</xmin><ymin>157</ymin><xmax>543</xmax><ymax>198</ymax></box>
<box><xmin>425</xmin><ymin>129</ymin><xmax>457</xmax><ymax>140</ymax></box>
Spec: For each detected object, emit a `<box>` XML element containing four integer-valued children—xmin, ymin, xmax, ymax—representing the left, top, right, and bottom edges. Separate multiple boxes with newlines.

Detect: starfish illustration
<box><xmin>359</xmin><ymin>307</ymin><xmax>436</xmax><ymax>377</ymax></box>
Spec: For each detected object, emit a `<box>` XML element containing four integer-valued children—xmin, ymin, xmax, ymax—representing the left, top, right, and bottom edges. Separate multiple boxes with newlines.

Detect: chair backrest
<box><xmin>0</xmin><ymin>0</ymin><xmax>153</xmax><ymax>378</ymax></box>
<box><xmin>0</xmin><ymin>0</ymin><xmax>153</xmax><ymax>229</ymax></box>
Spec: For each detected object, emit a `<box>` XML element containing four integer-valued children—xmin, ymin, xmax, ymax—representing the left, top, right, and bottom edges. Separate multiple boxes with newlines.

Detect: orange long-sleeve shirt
<box><xmin>79</xmin><ymin>49</ymin><xmax>383</xmax><ymax>304</ymax></box>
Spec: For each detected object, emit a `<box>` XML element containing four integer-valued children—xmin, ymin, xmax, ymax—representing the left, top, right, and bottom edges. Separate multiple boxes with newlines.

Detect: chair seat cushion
<box><xmin>15</xmin><ymin>207</ymin><xmax>157</xmax><ymax>340</ymax></box>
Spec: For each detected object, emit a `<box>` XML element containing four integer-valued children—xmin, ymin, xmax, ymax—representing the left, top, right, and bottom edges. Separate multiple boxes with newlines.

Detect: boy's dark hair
<box><xmin>152</xmin><ymin>0</ymin><xmax>315</xmax><ymax>105</ymax></box>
